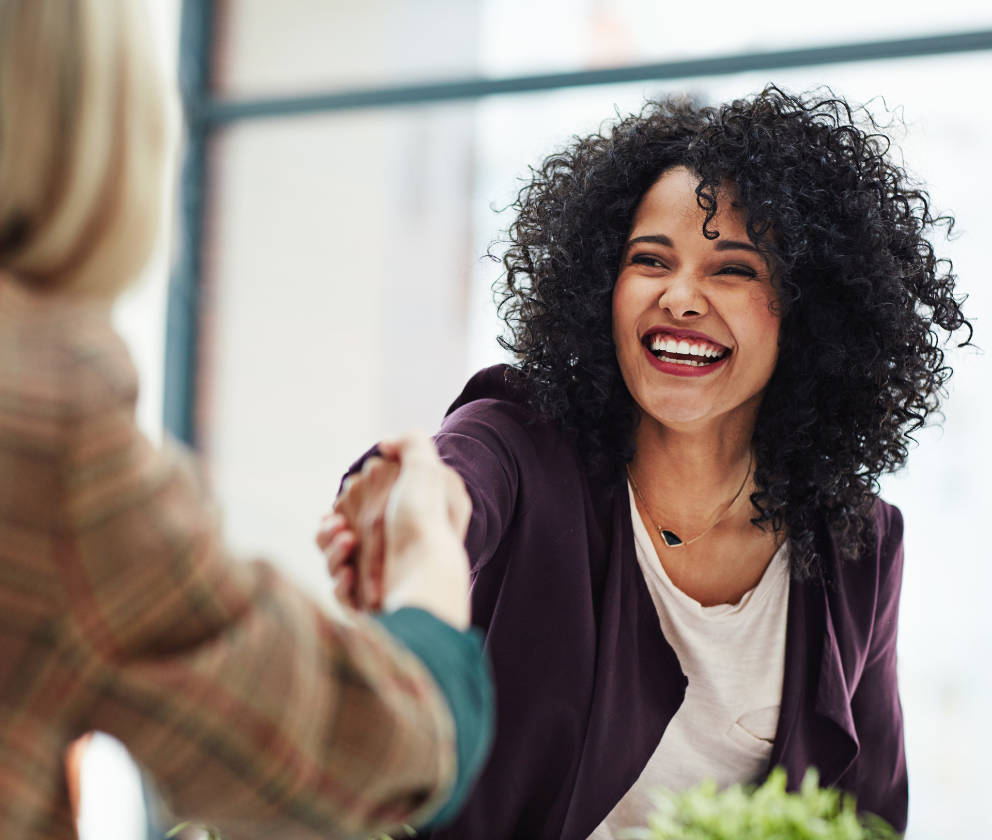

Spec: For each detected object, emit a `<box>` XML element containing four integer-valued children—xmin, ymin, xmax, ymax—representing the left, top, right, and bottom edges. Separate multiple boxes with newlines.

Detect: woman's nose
<box><xmin>657</xmin><ymin>271</ymin><xmax>707</xmax><ymax>319</ymax></box>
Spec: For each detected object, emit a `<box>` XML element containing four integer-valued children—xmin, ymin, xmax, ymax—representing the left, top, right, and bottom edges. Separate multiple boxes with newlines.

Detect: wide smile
<box><xmin>641</xmin><ymin>330</ymin><xmax>731</xmax><ymax>378</ymax></box>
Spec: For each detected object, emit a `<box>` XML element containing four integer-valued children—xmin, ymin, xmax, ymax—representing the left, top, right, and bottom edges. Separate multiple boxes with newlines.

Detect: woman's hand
<box><xmin>320</xmin><ymin>458</ymin><xmax>401</xmax><ymax>610</ymax></box>
<box><xmin>319</xmin><ymin>434</ymin><xmax>472</xmax><ymax>629</ymax></box>
<box><xmin>316</xmin><ymin>511</ymin><xmax>360</xmax><ymax>606</ymax></box>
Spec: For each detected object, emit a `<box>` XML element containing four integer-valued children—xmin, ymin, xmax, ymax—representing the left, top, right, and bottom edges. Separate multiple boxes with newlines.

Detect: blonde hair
<box><xmin>0</xmin><ymin>0</ymin><xmax>174</xmax><ymax>296</ymax></box>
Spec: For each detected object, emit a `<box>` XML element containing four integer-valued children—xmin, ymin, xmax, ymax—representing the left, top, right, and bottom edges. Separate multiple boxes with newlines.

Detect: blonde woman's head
<box><xmin>0</xmin><ymin>0</ymin><xmax>175</xmax><ymax>296</ymax></box>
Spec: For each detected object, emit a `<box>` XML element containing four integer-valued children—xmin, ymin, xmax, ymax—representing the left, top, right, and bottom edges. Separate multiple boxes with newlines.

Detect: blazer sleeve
<box><xmin>434</xmin><ymin>401</ymin><xmax>521</xmax><ymax>575</ymax></box>
<box><xmin>56</xmin><ymin>353</ymin><xmax>461</xmax><ymax>838</ymax></box>
<box><xmin>847</xmin><ymin>502</ymin><xmax>909</xmax><ymax>832</ymax></box>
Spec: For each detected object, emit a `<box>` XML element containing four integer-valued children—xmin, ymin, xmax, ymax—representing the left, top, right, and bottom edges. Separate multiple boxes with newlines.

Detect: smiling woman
<box><xmin>335</xmin><ymin>86</ymin><xmax>972</xmax><ymax>840</ymax></box>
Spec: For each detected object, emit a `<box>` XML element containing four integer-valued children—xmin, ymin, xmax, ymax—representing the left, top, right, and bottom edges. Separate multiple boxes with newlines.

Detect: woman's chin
<box><xmin>633</xmin><ymin>391</ymin><xmax>766</xmax><ymax>438</ymax></box>
<box><xmin>637</xmin><ymin>402</ymin><xmax>720</xmax><ymax>433</ymax></box>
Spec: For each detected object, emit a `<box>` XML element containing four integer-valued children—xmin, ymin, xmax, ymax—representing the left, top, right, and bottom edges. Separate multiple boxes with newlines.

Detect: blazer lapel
<box><xmin>770</xmin><ymin>565</ymin><xmax>859</xmax><ymax>789</ymax></box>
<box><xmin>814</xmin><ymin>593</ymin><xmax>860</xmax><ymax>782</ymax></box>
<box><xmin>557</xmin><ymin>483</ymin><xmax>687</xmax><ymax>840</ymax></box>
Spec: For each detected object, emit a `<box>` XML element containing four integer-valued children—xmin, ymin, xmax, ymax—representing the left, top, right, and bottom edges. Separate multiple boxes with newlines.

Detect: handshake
<box><xmin>317</xmin><ymin>435</ymin><xmax>473</xmax><ymax>630</ymax></box>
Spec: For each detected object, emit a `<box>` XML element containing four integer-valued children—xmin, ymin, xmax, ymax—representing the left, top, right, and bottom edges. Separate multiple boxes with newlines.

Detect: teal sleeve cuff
<box><xmin>375</xmin><ymin>608</ymin><xmax>493</xmax><ymax>829</ymax></box>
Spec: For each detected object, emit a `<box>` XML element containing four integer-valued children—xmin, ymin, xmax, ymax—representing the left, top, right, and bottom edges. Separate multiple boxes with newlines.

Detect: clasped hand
<box><xmin>316</xmin><ymin>435</ymin><xmax>472</xmax><ymax>630</ymax></box>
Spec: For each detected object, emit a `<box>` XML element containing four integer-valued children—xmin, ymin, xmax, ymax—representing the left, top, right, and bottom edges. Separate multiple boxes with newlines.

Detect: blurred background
<box><xmin>84</xmin><ymin>1</ymin><xmax>991</xmax><ymax>837</ymax></box>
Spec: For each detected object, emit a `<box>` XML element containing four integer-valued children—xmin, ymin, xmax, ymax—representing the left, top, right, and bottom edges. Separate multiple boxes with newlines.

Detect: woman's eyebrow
<box><xmin>714</xmin><ymin>239</ymin><xmax>759</xmax><ymax>253</ymax></box>
<box><xmin>626</xmin><ymin>234</ymin><xmax>673</xmax><ymax>247</ymax></box>
<box><xmin>626</xmin><ymin>234</ymin><xmax>758</xmax><ymax>254</ymax></box>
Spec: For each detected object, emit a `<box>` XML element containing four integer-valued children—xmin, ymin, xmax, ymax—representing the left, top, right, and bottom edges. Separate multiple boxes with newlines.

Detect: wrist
<box><xmin>384</xmin><ymin>535</ymin><xmax>471</xmax><ymax>629</ymax></box>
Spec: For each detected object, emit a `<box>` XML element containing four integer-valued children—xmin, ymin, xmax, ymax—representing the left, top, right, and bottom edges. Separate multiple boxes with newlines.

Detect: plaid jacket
<box><xmin>0</xmin><ymin>277</ymin><xmax>456</xmax><ymax>839</ymax></box>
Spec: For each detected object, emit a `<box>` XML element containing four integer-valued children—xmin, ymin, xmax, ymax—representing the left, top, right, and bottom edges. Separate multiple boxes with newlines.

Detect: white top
<box><xmin>588</xmin><ymin>483</ymin><xmax>791</xmax><ymax>840</ymax></box>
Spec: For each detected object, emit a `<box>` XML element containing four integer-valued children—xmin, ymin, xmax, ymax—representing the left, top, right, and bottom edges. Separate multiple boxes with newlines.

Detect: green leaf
<box><xmin>619</xmin><ymin>768</ymin><xmax>901</xmax><ymax>840</ymax></box>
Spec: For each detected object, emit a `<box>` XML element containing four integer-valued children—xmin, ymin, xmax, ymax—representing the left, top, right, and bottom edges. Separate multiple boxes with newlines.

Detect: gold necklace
<box><xmin>627</xmin><ymin>450</ymin><xmax>753</xmax><ymax>549</ymax></box>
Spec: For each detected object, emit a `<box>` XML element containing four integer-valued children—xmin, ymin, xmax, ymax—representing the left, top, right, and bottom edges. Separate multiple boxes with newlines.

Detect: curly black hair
<box><xmin>495</xmin><ymin>85</ymin><xmax>972</xmax><ymax>578</ymax></box>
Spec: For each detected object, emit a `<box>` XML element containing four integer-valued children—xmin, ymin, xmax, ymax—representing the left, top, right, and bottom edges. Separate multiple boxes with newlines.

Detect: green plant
<box><xmin>619</xmin><ymin>768</ymin><xmax>900</xmax><ymax>840</ymax></box>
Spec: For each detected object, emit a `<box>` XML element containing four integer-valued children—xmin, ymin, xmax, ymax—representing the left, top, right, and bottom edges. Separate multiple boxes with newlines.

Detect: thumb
<box><xmin>378</xmin><ymin>432</ymin><xmax>438</xmax><ymax>466</ymax></box>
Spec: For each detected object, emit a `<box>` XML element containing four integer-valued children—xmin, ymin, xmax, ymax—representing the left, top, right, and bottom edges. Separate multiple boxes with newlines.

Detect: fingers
<box><xmin>329</xmin><ymin>457</ymin><xmax>399</xmax><ymax>611</ymax></box>
<box><xmin>318</xmin><ymin>512</ymin><xmax>360</xmax><ymax>607</ymax></box>
<box><xmin>332</xmin><ymin>566</ymin><xmax>358</xmax><ymax>608</ymax></box>
<box><xmin>378</xmin><ymin>432</ymin><xmax>437</xmax><ymax>466</ymax></box>
<box><xmin>322</xmin><ymin>528</ymin><xmax>356</xmax><ymax>577</ymax></box>
<box><xmin>316</xmin><ymin>512</ymin><xmax>349</xmax><ymax>553</ymax></box>
<box><xmin>318</xmin><ymin>512</ymin><xmax>355</xmax><ymax>577</ymax></box>
<box><xmin>336</xmin><ymin>457</ymin><xmax>399</xmax><ymax>517</ymax></box>
<box><xmin>334</xmin><ymin>455</ymin><xmax>389</xmax><ymax>514</ymax></box>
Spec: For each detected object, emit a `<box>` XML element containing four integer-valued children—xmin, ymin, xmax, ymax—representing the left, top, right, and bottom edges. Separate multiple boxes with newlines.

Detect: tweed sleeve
<box><xmin>55</xmin><ymin>338</ymin><xmax>458</xmax><ymax>839</ymax></box>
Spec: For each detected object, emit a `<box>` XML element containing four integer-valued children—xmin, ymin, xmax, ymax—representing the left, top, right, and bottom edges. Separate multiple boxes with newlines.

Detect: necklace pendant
<box><xmin>660</xmin><ymin>529</ymin><xmax>684</xmax><ymax>547</ymax></box>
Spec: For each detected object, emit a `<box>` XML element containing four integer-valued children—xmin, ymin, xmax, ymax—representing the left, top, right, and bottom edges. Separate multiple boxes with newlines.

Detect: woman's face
<box><xmin>612</xmin><ymin>166</ymin><xmax>781</xmax><ymax>435</ymax></box>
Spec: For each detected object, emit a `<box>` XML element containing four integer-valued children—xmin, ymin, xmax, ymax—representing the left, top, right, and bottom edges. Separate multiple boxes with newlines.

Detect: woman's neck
<box><xmin>627</xmin><ymin>411</ymin><xmax>783</xmax><ymax>606</ymax></box>
<box><xmin>628</xmin><ymin>415</ymin><xmax>756</xmax><ymax>528</ymax></box>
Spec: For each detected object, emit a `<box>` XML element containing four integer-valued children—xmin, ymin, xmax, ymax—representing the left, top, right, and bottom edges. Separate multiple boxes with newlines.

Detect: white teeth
<box><xmin>647</xmin><ymin>334</ymin><xmax>725</xmax><ymax>361</ymax></box>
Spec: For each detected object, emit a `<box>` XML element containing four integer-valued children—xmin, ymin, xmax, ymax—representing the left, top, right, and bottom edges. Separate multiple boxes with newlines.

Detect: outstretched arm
<box><xmin>54</xmin><ymin>383</ymin><xmax>483</xmax><ymax>838</ymax></box>
<box><xmin>324</xmin><ymin>434</ymin><xmax>496</xmax><ymax>829</ymax></box>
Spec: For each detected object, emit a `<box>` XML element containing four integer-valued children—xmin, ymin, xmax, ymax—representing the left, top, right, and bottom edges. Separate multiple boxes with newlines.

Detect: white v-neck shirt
<box><xmin>588</xmin><ymin>483</ymin><xmax>790</xmax><ymax>840</ymax></box>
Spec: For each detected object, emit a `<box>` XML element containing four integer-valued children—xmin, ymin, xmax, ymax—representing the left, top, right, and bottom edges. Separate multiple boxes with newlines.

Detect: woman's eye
<box><xmin>631</xmin><ymin>254</ymin><xmax>666</xmax><ymax>268</ymax></box>
<box><xmin>718</xmin><ymin>265</ymin><xmax>758</xmax><ymax>278</ymax></box>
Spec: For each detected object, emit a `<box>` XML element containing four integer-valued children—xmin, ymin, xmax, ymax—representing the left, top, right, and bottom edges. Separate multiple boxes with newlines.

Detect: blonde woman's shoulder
<box><xmin>0</xmin><ymin>273</ymin><xmax>138</xmax><ymax>425</ymax></box>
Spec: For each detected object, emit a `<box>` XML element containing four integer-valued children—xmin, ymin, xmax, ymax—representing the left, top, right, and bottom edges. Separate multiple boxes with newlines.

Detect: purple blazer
<box><xmin>385</xmin><ymin>365</ymin><xmax>907</xmax><ymax>839</ymax></box>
